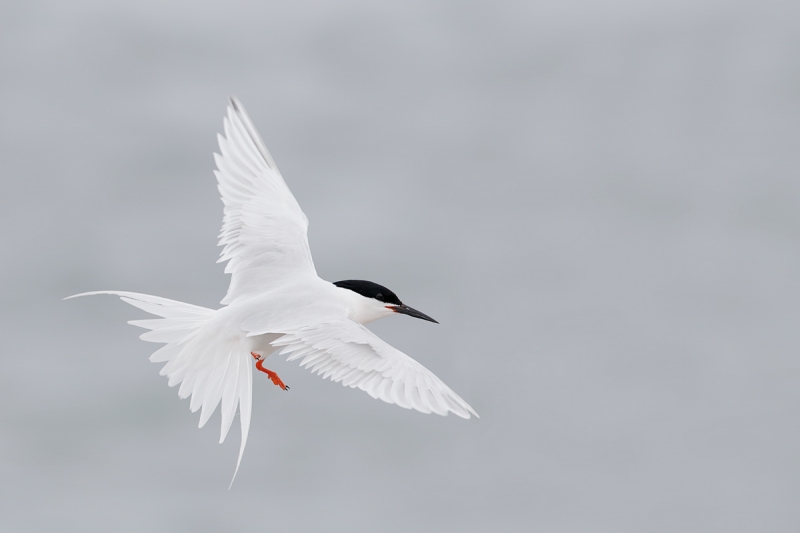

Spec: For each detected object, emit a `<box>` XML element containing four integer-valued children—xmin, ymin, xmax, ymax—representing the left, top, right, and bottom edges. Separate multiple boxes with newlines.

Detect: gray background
<box><xmin>2</xmin><ymin>1</ymin><xmax>800</xmax><ymax>531</ymax></box>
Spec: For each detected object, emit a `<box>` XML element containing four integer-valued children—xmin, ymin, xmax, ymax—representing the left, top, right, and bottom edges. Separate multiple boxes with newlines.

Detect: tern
<box><xmin>69</xmin><ymin>97</ymin><xmax>478</xmax><ymax>482</ymax></box>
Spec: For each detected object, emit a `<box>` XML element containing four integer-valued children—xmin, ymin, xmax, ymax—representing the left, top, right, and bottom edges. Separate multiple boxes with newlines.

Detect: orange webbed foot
<box><xmin>251</xmin><ymin>352</ymin><xmax>290</xmax><ymax>391</ymax></box>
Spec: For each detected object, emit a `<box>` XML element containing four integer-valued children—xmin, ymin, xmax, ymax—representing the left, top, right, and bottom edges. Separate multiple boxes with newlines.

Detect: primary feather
<box><xmin>216</xmin><ymin>97</ymin><xmax>316</xmax><ymax>305</ymax></box>
<box><xmin>273</xmin><ymin>320</ymin><xmax>478</xmax><ymax>419</ymax></box>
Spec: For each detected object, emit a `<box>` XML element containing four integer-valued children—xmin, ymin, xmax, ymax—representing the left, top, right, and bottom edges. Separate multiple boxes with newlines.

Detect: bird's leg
<box><xmin>250</xmin><ymin>352</ymin><xmax>289</xmax><ymax>391</ymax></box>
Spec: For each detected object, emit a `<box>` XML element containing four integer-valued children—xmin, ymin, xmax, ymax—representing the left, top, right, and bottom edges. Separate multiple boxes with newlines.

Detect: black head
<box><xmin>333</xmin><ymin>280</ymin><xmax>402</xmax><ymax>305</ymax></box>
<box><xmin>333</xmin><ymin>279</ymin><xmax>438</xmax><ymax>323</ymax></box>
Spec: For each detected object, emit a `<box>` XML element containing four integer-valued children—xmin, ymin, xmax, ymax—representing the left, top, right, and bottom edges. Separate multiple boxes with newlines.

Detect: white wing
<box><xmin>272</xmin><ymin>320</ymin><xmax>479</xmax><ymax>419</ymax></box>
<box><xmin>216</xmin><ymin>96</ymin><xmax>316</xmax><ymax>305</ymax></box>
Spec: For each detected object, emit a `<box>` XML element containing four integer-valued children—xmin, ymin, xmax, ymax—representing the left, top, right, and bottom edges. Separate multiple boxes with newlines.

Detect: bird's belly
<box><xmin>198</xmin><ymin>305</ymin><xmax>284</xmax><ymax>358</ymax></box>
<box><xmin>246</xmin><ymin>332</ymin><xmax>282</xmax><ymax>358</ymax></box>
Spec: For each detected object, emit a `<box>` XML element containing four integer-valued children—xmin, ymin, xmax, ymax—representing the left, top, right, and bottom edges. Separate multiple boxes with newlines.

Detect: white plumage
<box><xmin>69</xmin><ymin>97</ymin><xmax>477</xmax><ymax>483</ymax></box>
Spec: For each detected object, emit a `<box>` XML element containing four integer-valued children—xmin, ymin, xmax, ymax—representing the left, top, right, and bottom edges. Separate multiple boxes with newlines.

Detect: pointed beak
<box><xmin>387</xmin><ymin>304</ymin><xmax>439</xmax><ymax>324</ymax></box>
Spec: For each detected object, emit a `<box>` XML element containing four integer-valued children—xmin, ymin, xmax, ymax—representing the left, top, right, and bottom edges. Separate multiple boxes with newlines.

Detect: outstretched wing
<box><xmin>215</xmin><ymin>96</ymin><xmax>316</xmax><ymax>305</ymax></box>
<box><xmin>272</xmin><ymin>320</ymin><xmax>479</xmax><ymax>419</ymax></box>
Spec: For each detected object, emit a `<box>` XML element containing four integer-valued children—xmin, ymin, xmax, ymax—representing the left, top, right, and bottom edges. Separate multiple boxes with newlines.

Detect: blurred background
<box><xmin>2</xmin><ymin>1</ymin><xmax>800</xmax><ymax>531</ymax></box>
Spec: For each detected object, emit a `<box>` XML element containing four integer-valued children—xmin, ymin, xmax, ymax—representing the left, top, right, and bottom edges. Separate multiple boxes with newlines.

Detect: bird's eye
<box><xmin>375</xmin><ymin>293</ymin><xmax>383</xmax><ymax>301</ymax></box>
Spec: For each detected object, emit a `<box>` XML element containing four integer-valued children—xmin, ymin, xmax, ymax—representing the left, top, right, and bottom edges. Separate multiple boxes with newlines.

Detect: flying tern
<box><xmin>69</xmin><ymin>97</ymin><xmax>478</xmax><ymax>481</ymax></box>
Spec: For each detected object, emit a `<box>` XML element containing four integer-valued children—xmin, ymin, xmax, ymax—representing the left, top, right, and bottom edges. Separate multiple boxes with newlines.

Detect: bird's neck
<box><xmin>334</xmin><ymin>287</ymin><xmax>394</xmax><ymax>325</ymax></box>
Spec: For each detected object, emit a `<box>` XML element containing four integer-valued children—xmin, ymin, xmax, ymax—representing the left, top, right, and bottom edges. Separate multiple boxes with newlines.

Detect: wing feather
<box><xmin>272</xmin><ymin>320</ymin><xmax>478</xmax><ymax>419</ymax></box>
<box><xmin>215</xmin><ymin>97</ymin><xmax>316</xmax><ymax>305</ymax></box>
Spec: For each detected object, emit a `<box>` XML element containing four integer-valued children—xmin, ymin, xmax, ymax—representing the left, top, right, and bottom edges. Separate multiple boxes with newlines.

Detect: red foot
<box><xmin>251</xmin><ymin>352</ymin><xmax>289</xmax><ymax>390</ymax></box>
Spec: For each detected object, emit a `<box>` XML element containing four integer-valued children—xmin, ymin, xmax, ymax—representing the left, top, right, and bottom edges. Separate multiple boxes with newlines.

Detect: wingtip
<box><xmin>454</xmin><ymin>408</ymin><xmax>480</xmax><ymax>420</ymax></box>
<box><xmin>228</xmin><ymin>95</ymin><xmax>243</xmax><ymax>113</ymax></box>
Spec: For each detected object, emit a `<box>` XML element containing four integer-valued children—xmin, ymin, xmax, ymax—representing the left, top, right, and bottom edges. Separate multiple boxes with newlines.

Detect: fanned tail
<box><xmin>66</xmin><ymin>291</ymin><xmax>253</xmax><ymax>486</ymax></box>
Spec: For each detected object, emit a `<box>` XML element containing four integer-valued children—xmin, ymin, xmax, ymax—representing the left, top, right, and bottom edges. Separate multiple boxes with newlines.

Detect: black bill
<box><xmin>388</xmin><ymin>304</ymin><xmax>439</xmax><ymax>324</ymax></box>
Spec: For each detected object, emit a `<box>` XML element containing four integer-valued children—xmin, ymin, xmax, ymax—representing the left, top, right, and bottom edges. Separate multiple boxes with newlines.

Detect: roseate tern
<box><xmin>68</xmin><ymin>97</ymin><xmax>478</xmax><ymax>482</ymax></box>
